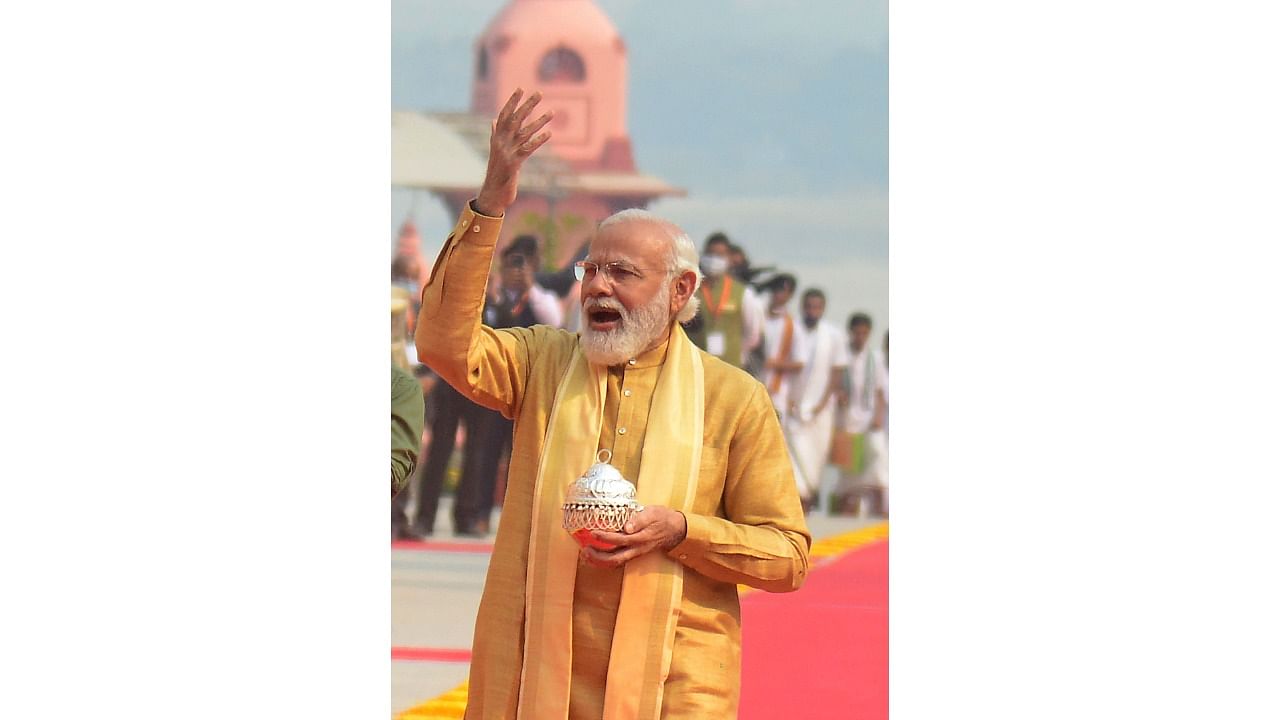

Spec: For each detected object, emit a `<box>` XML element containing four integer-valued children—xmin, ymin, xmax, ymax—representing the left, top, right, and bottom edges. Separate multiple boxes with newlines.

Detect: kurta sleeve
<box><xmin>390</xmin><ymin>365</ymin><xmax>424</xmax><ymax>497</ymax></box>
<box><xmin>414</xmin><ymin>202</ymin><xmax>541</xmax><ymax>420</ymax></box>
<box><xmin>667</xmin><ymin>383</ymin><xmax>812</xmax><ymax>593</ymax></box>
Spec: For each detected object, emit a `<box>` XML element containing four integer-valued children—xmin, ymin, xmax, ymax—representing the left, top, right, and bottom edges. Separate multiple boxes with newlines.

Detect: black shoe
<box><xmin>394</xmin><ymin>526</ymin><xmax>432</xmax><ymax>541</ymax></box>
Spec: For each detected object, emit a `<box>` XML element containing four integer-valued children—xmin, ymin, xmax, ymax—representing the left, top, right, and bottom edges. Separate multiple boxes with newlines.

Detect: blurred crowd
<box><xmin>391</xmin><ymin>222</ymin><xmax>888</xmax><ymax>540</ymax></box>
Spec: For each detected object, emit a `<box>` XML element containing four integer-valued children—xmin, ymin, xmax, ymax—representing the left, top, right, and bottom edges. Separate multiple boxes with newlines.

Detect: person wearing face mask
<box><xmin>784</xmin><ymin>288</ymin><xmax>849</xmax><ymax>511</ymax></box>
<box><xmin>684</xmin><ymin>232</ymin><xmax>764</xmax><ymax>369</ymax></box>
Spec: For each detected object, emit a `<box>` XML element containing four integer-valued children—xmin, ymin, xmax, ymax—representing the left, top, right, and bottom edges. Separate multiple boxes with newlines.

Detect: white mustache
<box><xmin>584</xmin><ymin>298</ymin><xmax>625</xmax><ymax>313</ymax></box>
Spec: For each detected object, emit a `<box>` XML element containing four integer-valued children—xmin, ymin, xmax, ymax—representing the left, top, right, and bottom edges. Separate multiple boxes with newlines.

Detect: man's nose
<box><xmin>582</xmin><ymin>270</ymin><xmax>613</xmax><ymax>298</ymax></box>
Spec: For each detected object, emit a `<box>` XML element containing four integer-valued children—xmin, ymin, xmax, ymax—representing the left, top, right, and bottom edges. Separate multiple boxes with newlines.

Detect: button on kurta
<box><xmin>623</xmin><ymin>389</ymin><xmax>633</xmax><ymax>397</ymax></box>
<box><xmin>627</xmin><ymin>358</ymin><xmax>636</xmax><ymax>365</ymax></box>
<box><xmin>617</xmin><ymin>427</ymin><xmax>627</xmax><ymax>435</ymax></box>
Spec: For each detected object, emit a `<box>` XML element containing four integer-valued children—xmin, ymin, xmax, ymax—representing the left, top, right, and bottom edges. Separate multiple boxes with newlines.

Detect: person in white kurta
<box><xmin>835</xmin><ymin>313</ymin><xmax>889</xmax><ymax>515</ymax></box>
<box><xmin>759</xmin><ymin>274</ymin><xmax>802</xmax><ymax>417</ymax></box>
<box><xmin>758</xmin><ymin>275</ymin><xmax>809</xmax><ymax>506</ymax></box>
<box><xmin>785</xmin><ymin>289</ymin><xmax>848</xmax><ymax>505</ymax></box>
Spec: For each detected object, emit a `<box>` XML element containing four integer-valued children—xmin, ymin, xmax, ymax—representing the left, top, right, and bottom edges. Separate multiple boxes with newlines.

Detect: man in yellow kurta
<box><xmin>416</xmin><ymin>89</ymin><xmax>811</xmax><ymax>720</ymax></box>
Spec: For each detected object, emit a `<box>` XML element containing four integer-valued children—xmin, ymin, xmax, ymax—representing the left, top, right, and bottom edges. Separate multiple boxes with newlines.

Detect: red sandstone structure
<box><xmin>391</xmin><ymin>0</ymin><xmax>684</xmax><ymax>267</ymax></box>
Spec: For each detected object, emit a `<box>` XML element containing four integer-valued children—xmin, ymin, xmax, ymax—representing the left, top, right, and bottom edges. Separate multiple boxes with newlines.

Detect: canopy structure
<box><xmin>391</xmin><ymin>111</ymin><xmax>685</xmax><ymax>202</ymax></box>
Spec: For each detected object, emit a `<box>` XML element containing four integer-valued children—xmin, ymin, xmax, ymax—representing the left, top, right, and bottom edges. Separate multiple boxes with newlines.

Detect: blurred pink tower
<box><xmin>472</xmin><ymin>0</ymin><xmax>634</xmax><ymax>172</ymax></box>
<box><xmin>392</xmin><ymin>0</ymin><xmax>683</xmax><ymax>267</ymax></box>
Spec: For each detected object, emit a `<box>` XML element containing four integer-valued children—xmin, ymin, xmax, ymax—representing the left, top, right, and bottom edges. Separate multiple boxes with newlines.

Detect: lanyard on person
<box><xmin>700</xmin><ymin>276</ymin><xmax>734</xmax><ymax>320</ymax></box>
<box><xmin>508</xmin><ymin>289</ymin><xmax>530</xmax><ymax>317</ymax></box>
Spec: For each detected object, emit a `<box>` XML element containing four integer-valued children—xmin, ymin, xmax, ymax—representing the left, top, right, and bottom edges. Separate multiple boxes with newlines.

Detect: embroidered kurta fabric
<box><xmin>417</xmin><ymin>203</ymin><xmax>811</xmax><ymax>720</ymax></box>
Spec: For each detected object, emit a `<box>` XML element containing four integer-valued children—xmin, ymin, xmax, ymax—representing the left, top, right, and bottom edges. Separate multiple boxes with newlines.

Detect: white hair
<box><xmin>598</xmin><ymin>208</ymin><xmax>703</xmax><ymax>323</ymax></box>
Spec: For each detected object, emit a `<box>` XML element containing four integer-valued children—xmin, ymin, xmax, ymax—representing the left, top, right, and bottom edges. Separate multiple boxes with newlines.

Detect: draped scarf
<box><xmin>517</xmin><ymin>324</ymin><xmax>705</xmax><ymax>720</ymax></box>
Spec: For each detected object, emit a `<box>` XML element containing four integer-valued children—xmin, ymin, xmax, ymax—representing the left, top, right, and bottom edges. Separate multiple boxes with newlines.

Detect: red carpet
<box><xmin>740</xmin><ymin>540</ymin><xmax>888</xmax><ymax>720</ymax></box>
<box><xmin>391</xmin><ymin>646</ymin><xmax>472</xmax><ymax>663</ymax></box>
<box><xmin>391</xmin><ymin>539</ymin><xmax>494</xmax><ymax>553</ymax></box>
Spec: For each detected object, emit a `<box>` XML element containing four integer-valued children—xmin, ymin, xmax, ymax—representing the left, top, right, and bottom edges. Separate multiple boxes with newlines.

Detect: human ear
<box><xmin>670</xmin><ymin>270</ymin><xmax>696</xmax><ymax>315</ymax></box>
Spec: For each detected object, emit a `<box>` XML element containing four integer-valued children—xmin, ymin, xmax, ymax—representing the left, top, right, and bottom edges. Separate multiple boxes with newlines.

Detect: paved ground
<box><xmin>391</xmin><ymin>468</ymin><xmax>882</xmax><ymax>715</ymax></box>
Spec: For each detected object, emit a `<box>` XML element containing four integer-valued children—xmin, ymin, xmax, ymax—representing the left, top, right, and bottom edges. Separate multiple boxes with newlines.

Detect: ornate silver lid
<box><xmin>565</xmin><ymin>449</ymin><xmax>636</xmax><ymax>506</ymax></box>
<box><xmin>562</xmin><ymin>450</ymin><xmax>643</xmax><ymax>536</ymax></box>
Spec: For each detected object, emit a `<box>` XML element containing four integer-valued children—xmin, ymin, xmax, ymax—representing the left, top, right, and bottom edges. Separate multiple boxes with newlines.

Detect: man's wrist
<box><xmin>664</xmin><ymin>510</ymin><xmax>688</xmax><ymax>550</ymax></box>
<box><xmin>471</xmin><ymin>195</ymin><xmax>505</xmax><ymax>219</ymax></box>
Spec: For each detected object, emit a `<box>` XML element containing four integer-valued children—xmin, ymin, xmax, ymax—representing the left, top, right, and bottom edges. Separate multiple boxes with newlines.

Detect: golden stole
<box><xmin>517</xmin><ymin>325</ymin><xmax>705</xmax><ymax>720</ymax></box>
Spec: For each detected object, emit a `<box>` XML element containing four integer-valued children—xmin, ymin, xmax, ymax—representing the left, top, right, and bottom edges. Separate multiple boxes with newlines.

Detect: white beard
<box><xmin>580</xmin><ymin>284</ymin><xmax>672</xmax><ymax>366</ymax></box>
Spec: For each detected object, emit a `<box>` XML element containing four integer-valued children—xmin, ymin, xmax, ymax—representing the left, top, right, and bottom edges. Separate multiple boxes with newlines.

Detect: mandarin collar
<box><xmin>616</xmin><ymin>334</ymin><xmax>671</xmax><ymax>370</ymax></box>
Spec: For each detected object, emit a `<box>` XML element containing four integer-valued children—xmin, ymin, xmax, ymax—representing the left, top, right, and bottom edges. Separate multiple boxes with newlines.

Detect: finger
<box><xmin>607</xmin><ymin>542</ymin><xmax>656</xmax><ymax>566</ymax></box>
<box><xmin>591</xmin><ymin>507</ymin><xmax>664</xmax><ymax>546</ymax></box>
<box><xmin>622</xmin><ymin>508</ymin><xmax>663</xmax><ymax>534</ymax></box>
<box><xmin>516</xmin><ymin>132</ymin><xmax>551</xmax><ymax>156</ymax></box>
<box><xmin>515</xmin><ymin>111</ymin><xmax>554</xmax><ymax>140</ymax></box>
<box><xmin>582</xmin><ymin>543</ymin><xmax>648</xmax><ymax>568</ymax></box>
<box><xmin>498</xmin><ymin>88</ymin><xmax>524</xmax><ymax>126</ymax></box>
<box><xmin>592</xmin><ymin>529</ymin><xmax>633</xmax><ymax>547</ymax></box>
<box><xmin>511</xmin><ymin>90</ymin><xmax>543</xmax><ymax>126</ymax></box>
<box><xmin>579</xmin><ymin>546</ymin><xmax>609</xmax><ymax>567</ymax></box>
<box><xmin>594</xmin><ymin>520</ymin><xmax>665</xmax><ymax>549</ymax></box>
<box><xmin>582</xmin><ymin>554</ymin><xmax>614</xmax><ymax>569</ymax></box>
<box><xmin>629</xmin><ymin>523</ymin><xmax>669</xmax><ymax>547</ymax></box>
<box><xmin>580</xmin><ymin>544</ymin><xmax>631</xmax><ymax>568</ymax></box>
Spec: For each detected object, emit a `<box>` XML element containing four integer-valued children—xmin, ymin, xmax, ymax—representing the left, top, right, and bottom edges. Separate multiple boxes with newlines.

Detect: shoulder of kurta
<box><xmin>699</xmin><ymin>350</ymin><xmax>769</xmax><ymax>413</ymax></box>
<box><xmin>700</xmin><ymin>348</ymin><xmax>761</xmax><ymax>386</ymax></box>
<box><xmin>497</xmin><ymin>324</ymin><xmax>579</xmax><ymax>376</ymax></box>
<box><xmin>521</xmin><ymin>324</ymin><xmax>578</xmax><ymax>352</ymax></box>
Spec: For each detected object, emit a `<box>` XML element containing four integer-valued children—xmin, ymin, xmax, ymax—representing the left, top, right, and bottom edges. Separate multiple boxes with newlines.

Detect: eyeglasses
<box><xmin>573</xmin><ymin>260</ymin><xmax>657</xmax><ymax>285</ymax></box>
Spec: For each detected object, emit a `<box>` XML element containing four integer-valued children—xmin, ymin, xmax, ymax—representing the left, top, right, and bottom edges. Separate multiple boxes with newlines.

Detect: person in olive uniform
<box><xmin>390</xmin><ymin>364</ymin><xmax>425</xmax><ymax>498</ymax></box>
<box><xmin>684</xmin><ymin>232</ymin><xmax>763</xmax><ymax>369</ymax></box>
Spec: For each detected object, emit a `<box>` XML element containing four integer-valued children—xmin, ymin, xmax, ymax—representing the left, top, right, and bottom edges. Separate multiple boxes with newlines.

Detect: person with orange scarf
<box><xmin>415</xmin><ymin>89</ymin><xmax>810</xmax><ymax>720</ymax></box>
<box><xmin>760</xmin><ymin>273</ymin><xmax>804</xmax><ymax>418</ymax></box>
<box><xmin>684</xmin><ymin>232</ymin><xmax>764</xmax><ymax>369</ymax></box>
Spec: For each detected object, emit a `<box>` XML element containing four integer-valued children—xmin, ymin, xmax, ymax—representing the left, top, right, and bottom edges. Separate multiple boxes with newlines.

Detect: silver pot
<box><xmin>562</xmin><ymin>449</ymin><xmax>644</xmax><ymax>538</ymax></box>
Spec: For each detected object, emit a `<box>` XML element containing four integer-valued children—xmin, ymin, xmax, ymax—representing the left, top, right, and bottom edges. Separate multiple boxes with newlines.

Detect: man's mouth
<box><xmin>587</xmin><ymin>307</ymin><xmax>622</xmax><ymax>331</ymax></box>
